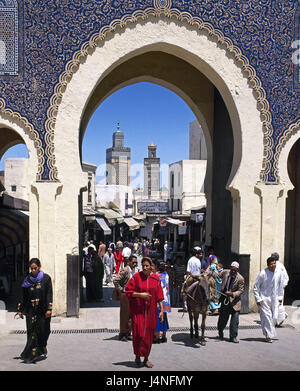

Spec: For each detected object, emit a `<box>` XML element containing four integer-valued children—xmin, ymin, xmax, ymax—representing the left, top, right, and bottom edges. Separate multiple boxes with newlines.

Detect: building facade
<box><xmin>82</xmin><ymin>162</ymin><xmax>97</xmax><ymax>210</ymax></box>
<box><xmin>4</xmin><ymin>158</ymin><xmax>29</xmax><ymax>202</ymax></box>
<box><xmin>189</xmin><ymin>120</ymin><xmax>207</xmax><ymax>160</ymax></box>
<box><xmin>95</xmin><ymin>184</ymin><xmax>133</xmax><ymax>217</ymax></box>
<box><xmin>169</xmin><ymin>160</ymin><xmax>207</xmax><ymax>214</ymax></box>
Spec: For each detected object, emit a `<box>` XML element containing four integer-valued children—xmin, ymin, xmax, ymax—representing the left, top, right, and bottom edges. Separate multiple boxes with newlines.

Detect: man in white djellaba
<box><xmin>270</xmin><ymin>252</ymin><xmax>289</xmax><ymax>326</ymax></box>
<box><xmin>103</xmin><ymin>247</ymin><xmax>115</xmax><ymax>285</ymax></box>
<box><xmin>253</xmin><ymin>257</ymin><xmax>285</xmax><ymax>343</ymax></box>
<box><xmin>270</xmin><ymin>252</ymin><xmax>289</xmax><ymax>287</ymax></box>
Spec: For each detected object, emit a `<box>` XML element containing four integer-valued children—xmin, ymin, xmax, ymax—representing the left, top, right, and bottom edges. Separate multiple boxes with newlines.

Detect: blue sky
<box><xmin>1</xmin><ymin>82</ymin><xmax>196</xmax><ymax>187</ymax></box>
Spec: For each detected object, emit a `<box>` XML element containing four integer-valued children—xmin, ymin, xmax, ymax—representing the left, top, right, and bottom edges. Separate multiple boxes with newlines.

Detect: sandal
<box><xmin>144</xmin><ymin>360</ymin><xmax>154</xmax><ymax>368</ymax></box>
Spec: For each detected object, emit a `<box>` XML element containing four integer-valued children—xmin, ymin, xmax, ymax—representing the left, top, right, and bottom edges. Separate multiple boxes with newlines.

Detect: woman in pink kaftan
<box><xmin>125</xmin><ymin>257</ymin><xmax>164</xmax><ymax>368</ymax></box>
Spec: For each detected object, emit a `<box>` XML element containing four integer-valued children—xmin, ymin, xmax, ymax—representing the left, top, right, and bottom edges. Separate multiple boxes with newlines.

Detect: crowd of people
<box><xmin>80</xmin><ymin>238</ymin><xmax>290</xmax><ymax>366</ymax></box>
<box><xmin>15</xmin><ymin>236</ymin><xmax>290</xmax><ymax>366</ymax></box>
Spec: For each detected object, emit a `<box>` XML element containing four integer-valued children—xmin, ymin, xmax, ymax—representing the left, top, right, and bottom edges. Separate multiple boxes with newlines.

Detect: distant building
<box><xmin>106</xmin><ymin>123</ymin><xmax>131</xmax><ymax>186</ymax></box>
<box><xmin>189</xmin><ymin>120</ymin><xmax>207</xmax><ymax>160</ymax></box>
<box><xmin>144</xmin><ymin>143</ymin><xmax>160</xmax><ymax>199</ymax></box>
<box><xmin>4</xmin><ymin>158</ymin><xmax>29</xmax><ymax>201</ymax></box>
<box><xmin>95</xmin><ymin>184</ymin><xmax>133</xmax><ymax>217</ymax></box>
<box><xmin>169</xmin><ymin>160</ymin><xmax>206</xmax><ymax>214</ymax></box>
<box><xmin>82</xmin><ymin>162</ymin><xmax>97</xmax><ymax>209</ymax></box>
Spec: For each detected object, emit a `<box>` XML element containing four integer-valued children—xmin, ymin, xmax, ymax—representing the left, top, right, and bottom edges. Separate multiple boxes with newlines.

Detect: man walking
<box><xmin>103</xmin><ymin>247</ymin><xmax>115</xmax><ymax>286</ymax></box>
<box><xmin>270</xmin><ymin>252</ymin><xmax>289</xmax><ymax>288</ymax></box>
<box><xmin>98</xmin><ymin>240</ymin><xmax>106</xmax><ymax>261</ymax></box>
<box><xmin>113</xmin><ymin>255</ymin><xmax>138</xmax><ymax>341</ymax></box>
<box><xmin>122</xmin><ymin>241</ymin><xmax>132</xmax><ymax>260</ymax></box>
<box><xmin>164</xmin><ymin>241</ymin><xmax>168</xmax><ymax>263</ymax></box>
<box><xmin>253</xmin><ymin>257</ymin><xmax>284</xmax><ymax>343</ymax></box>
<box><xmin>213</xmin><ymin>261</ymin><xmax>244</xmax><ymax>343</ymax></box>
<box><xmin>270</xmin><ymin>252</ymin><xmax>289</xmax><ymax>326</ymax></box>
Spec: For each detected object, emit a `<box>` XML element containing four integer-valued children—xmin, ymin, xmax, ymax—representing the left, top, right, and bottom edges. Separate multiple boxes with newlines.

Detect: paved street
<box><xmin>1</xmin><ymin>286</ymin><xmax>300</xmax><ymax>373</ymax></box>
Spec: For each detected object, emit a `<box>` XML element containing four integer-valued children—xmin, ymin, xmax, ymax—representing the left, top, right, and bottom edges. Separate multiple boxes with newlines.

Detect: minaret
<box><xmin>144</xmin><ymin>143</ymin><xmax>160</xmax><ymax>199</ymax></box>
<box><xmin>106</xmin><ymin>122</ymin><xmax>131</xmax><ymax>186</ymax></box>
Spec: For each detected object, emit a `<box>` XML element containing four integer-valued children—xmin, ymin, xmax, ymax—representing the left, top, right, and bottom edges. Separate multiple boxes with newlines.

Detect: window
<box><xmin>87</xmin><ymin>181</ymin><xmax>92</xmax><ymax>203</ymax></box>
<box><xmin>171</xmin><ymin>172</ymin><xmax>174</xmax><ymax>188</ymax></box>
<box><xmin>11</xmin><ymin>185</ymin><xmax>16</xmax><ymax>192</ymax></box>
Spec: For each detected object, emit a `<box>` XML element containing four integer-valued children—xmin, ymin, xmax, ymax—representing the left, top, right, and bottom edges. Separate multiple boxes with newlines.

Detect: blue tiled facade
<box><xmin>0</xmin><ymin>0</ymin><xmax>299</xmax><ymax>181</ymax></box>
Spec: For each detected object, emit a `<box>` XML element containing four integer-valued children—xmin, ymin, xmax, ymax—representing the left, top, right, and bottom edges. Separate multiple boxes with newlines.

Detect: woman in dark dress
<box><xmin>92</xmin><ymin>249</ymin><xmax>104</xmax><ymax>302</ymax></box>
<box><xmin>17</xmin><ymin>258</ymin><xmax>53</xmax><ymax>363</ymax></box>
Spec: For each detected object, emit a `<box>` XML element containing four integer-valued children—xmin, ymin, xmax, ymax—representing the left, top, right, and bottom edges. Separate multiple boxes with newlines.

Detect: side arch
<box><xmin>0</xmin><ymin>99</ymin><xmax>44</xmax><ymax>181</ymax></box>
<box><xmin>277</xmin><ymin>119</ymin><xmax>300</xmax><ymax>188</ymax></box>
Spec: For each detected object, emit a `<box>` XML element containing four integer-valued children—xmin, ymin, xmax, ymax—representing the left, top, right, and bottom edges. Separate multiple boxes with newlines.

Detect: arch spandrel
<box><xmin>53</xmin><ymin>15</ymin><xmax>265</xmax><ymax>185</ymax></box>
<box><xmin>54</xmin><ymin>16</ymin><xmax>264</xmax><ymax>200</ymax></box>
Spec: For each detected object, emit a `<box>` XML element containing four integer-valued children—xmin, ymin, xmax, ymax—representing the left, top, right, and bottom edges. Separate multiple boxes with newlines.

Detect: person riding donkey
<box><xmin>181</xmin><ymin>248</ymin><xmax>208</xmax><ymax>312</ymax></box>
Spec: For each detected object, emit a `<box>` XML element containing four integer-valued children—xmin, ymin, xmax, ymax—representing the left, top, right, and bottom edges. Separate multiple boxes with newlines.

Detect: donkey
<box><xmin>186</xmin><ymin>274</ymin><xmax>216</xmax><ymax>346</ymax></box>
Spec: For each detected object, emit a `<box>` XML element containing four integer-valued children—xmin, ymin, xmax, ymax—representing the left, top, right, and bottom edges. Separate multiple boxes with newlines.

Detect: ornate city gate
<box><xmin>0</xmin><ymin>0</ymin><xmax>299</xmax><ymax>314</ymax></box>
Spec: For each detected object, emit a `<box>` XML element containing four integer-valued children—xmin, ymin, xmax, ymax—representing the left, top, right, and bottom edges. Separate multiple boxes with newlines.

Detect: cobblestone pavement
<box><xmin>1</xmin><ymin>325</ymin><xmax>300</xmax><ymax>372</ymax></box>
<box><xmin>1</xmin><ymin>286</ymin><xmax>300</xmax><ymax>373</ymax></box>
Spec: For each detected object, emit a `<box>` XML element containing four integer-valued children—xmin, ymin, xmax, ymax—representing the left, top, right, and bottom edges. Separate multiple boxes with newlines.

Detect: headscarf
<box><xmin>21</xmin><ymin>270</ymin><xmax>44</xmax><ymax>288</ymax></box>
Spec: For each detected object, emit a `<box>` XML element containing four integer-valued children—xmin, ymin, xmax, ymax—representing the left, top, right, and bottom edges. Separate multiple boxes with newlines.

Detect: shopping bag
<box><xmin>277</xmin><ymin>305</ymin><xmax>287</xmax><ymax>326</ymax></box>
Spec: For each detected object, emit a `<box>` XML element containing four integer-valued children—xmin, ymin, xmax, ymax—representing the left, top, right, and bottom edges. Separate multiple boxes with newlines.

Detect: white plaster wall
<box><xmin>82</xmin><ymin>162</ymin><xmax>97</xmax><ymax>208</ymax></box>
<box><xmin>189</xmin><ymin>120</ymin><xmax>207</xmax><ymax>160</ymax></box>
<box><xmin>169</xmin><ymin>160</ymin><xmax>182</xmax><ymax>203</ymax></box>
<box><xmin>52</xmin><ymin>18</ymin><xmax>264</xmax><ymax>313</ymax></box>
<box><xmin>182</xmin><ymin>160</ymin><xmax>206</xmax><ymax>213</ymax></box>
<box><xmin>169</xmin><ymin>160</ymin><xmax>206</xmax><ymax>213</ymax></box>
<box><xmin>4</xmin><ymin>158</ymin><xmax>29</xmax><ymax>201</ymax></box>
<box><xmin>96</xmin><ymin>184</ymin><xmax>133</xmax><ymax>216</ymax></box>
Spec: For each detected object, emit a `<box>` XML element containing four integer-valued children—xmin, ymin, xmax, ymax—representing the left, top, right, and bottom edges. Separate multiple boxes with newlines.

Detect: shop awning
<box><xmin>124</xmin><ymin>217</ymin><xmax>140</xmax><ymax>231</ymax></box>
<box><xmin>133</xmin><ymin>214</ymin><xmax>146</xmax><ymax>221</ymax></box>
<box><xmin>189</xmin><ymin>205</ymin><xmax>206</xmax><ymax>212</ymax></box>
<box><xmin>96</xmin><ymin>217</ymin><xmax>112</xmax><ymax>235</ymax></box>
<box><xmin>96</xmin><ymin>207</ymin><xmax>124</xmax><ymax>225</ymax></box>
<box><xmin>83</xmin><ymin>207</ymin><xmax>99</xmax><ymax>217</ymax></box>
<box><xmin>166</xmin><ymin>217</ymin><xmax>185</xmax><ymax>226</ymax></box>
<box><xmin>133</xmin><ymin>214</ymin><xmax>146</xmax><ymax>227</ymax></box>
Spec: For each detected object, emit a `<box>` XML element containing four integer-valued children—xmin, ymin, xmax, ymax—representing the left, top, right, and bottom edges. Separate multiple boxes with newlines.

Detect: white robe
<box><xmin>253</xmin><ymin>268</ymin><xmax>284</xmax><ymax>339</ymax></box>
<box><xmin>276</xmin><ymin>261</ymin><xmax>289</xmax><ymax>287</ymax></box>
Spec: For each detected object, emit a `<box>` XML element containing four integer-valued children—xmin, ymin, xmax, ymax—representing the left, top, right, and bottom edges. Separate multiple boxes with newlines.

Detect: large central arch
<box><xmin>36</xmin><ymin>17</ymin><xmax>265</xmax><ymax>314</ymax></box>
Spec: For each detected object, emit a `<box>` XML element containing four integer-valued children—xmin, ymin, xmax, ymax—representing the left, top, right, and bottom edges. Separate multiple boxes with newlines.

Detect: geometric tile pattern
<box><xmin>0</xmin><ymin>0</ymin><xmax>298</xmax><ymax>182</ymax></box>
<box><xmin>293</xmin><ymin>6</ymin><xmax>300</xmax><ymax>92</ymax></box>
<box><xmin>0</xmin><ymin>1</ymin><xmax>18</xmax><ymax>75</ymax></box>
